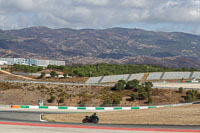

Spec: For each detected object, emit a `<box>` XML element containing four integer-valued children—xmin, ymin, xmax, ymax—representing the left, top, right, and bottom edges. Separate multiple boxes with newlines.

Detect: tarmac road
<box><xmin>0</xmin><ymin>110</ymin><xmax>200</xmax><ymax>133</ymax></box>
<box><xmin>1</xmin><ymin>80</ymin><xmax>200</xmax><ymax>90</ymax></box>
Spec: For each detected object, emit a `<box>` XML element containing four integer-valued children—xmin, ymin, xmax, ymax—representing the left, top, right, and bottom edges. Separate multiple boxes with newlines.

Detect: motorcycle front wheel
<box><xmin>93</xmin><ymin>118</ymin><xmax>99</xmax><ymax>124</ymax></box>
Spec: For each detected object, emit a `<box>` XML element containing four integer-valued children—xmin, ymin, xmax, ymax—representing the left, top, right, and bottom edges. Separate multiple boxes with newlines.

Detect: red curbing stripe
<box><xmin>0</xmin><ymin>121</ymin><xmax>199</xmax><ymax>132</ymax></box>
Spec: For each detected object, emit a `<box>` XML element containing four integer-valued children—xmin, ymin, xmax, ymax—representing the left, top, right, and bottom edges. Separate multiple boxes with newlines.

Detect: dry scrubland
<box><xmin>44</xmin><ymin>104</ymin><xmax>200</xmax><ymax>125</ymax></box>
<box><xmin>0</xmin><ymin>71</ymin><xmax>199</xmax><ymax>106</ymax></box>
<box><xmin>0</xmin><ymin>81</ymin><xmax>194</xmax><ymax>106</ymax></box>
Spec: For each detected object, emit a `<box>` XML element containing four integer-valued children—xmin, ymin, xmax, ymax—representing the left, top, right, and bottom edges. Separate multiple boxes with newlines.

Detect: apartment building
<box><xmin>0</xmin><ymin>58</ymin><xmax>65</xmax><ymax>67</ymax></box>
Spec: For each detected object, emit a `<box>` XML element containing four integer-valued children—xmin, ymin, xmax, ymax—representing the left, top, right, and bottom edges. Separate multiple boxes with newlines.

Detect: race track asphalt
<box><xmin>0</xmin><ymin>110</ymin><xmax>200</xmax><ymax>131</ymax></box>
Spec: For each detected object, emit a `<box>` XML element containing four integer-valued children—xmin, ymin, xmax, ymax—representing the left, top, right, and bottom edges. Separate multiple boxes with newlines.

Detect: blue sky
<box><xmin>0</xmin><ymin>0</ymin><xmax>200</xmax><ymax>35</ymax></box>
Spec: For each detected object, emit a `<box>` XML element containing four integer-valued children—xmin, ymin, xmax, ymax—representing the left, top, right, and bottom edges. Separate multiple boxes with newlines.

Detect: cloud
<box><xmin>0</xmin><ymin>0</ymin><xmax>200</xmax><ymax>34</ymax></box>
<box><xmin>74</xmin><ymin>0</ymin><xmax>108</xmax><ymax>6</ymax></box>
<box><xmin>195</xmin><ymin>29</ymin><xmax>200</xmax><ymax>35</ymax></box>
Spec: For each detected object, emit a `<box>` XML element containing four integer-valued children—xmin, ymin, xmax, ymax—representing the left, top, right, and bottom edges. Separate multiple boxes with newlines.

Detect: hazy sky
<box><xmin>0</xmin><ymin>0</ymin><xmax>200</xmax><ymax>34</ymax></box>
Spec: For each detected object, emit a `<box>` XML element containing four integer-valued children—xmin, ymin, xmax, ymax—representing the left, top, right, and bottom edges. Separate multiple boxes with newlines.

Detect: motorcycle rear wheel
<box><xmin>82</xmin><ymin>119</ymin><xmax>87</xmax><ymax>123</ymax></box>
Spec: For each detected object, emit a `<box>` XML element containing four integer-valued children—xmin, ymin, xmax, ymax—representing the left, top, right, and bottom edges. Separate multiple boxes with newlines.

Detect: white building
<box><xmin>0</xmin><ymin>61</ymin><xmax>8</xmax><ymax>65</ymax></box>
<box><xmin>0</xmin><ymin>58</ymin><xmax>65</xmax><ymax>67</ymax></box>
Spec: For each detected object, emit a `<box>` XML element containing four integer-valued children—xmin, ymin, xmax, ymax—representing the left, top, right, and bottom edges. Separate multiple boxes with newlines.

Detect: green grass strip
<box><xmin>58</xmin><ymin>107</ymin><xmax>68</xmax><ymax>109</ymax></box>
<box><xmin>20</xmin><ymin>105</ymin><xmax>29</xmax><ymax>108</ymax></box>
<box><xmin>114</xmin><ymin>107</ymin><xmax>122</xmax><ymax>110</ymax></box>
<box><xmin>95</xmin><ymin>107</ymin><xmax>104</xmax><ymax>110</ymax></box>
<box><xmin>39</xmin><ymin>106</ymin><xmax>48</xmax><ymax>109</ymax></box>
<box><xmin>77</xmin><ymin>107</ymin><xmax>86</xmax><ymax>110</ymax></box>
<box><xmin>131</xmin><ymin>107</ymin><xmax>140</xmax><ymax>109</ymax></box>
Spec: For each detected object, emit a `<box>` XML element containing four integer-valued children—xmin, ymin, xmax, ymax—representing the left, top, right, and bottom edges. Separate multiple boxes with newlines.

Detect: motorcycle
<box><xmin>82</xmin><ymin>115</ymin><xmax>99</xmax><ymax>123</ymax></box>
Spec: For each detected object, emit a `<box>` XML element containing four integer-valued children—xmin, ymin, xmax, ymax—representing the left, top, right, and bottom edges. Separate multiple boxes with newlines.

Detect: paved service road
<box><xmin>1</xmin><ymin>80</ymin><xmax>200</xmax><ymax>90</ymax></box>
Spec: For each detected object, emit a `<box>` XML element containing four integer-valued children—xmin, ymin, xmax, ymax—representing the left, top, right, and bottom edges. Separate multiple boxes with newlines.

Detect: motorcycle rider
<box><xmin>82</xmin><ymin>113</ymin><xmax>99</xmax><ymax>123</ymax></box>
<box><xmin>91</xmin><ymin>113</ymin><xmax>99</xmax><ymax>121</ymax></box>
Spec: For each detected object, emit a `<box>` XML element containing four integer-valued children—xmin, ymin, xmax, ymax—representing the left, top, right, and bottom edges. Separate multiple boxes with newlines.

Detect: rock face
<box><xmin>0</xmin><ymin>26</ymin><xmax>200</xmax><ymax>68</ymax></box>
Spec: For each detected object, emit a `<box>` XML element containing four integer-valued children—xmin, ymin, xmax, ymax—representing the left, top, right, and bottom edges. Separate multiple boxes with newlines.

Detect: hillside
<box><xmin>0</xmin><ymin>27</ymin><xmax>200</xmax><ymax>68</ymax></box>
<box><xmin>0</xmin><ymin>82</ymin><xmax>190</xmax><ymax>106</ymax></box>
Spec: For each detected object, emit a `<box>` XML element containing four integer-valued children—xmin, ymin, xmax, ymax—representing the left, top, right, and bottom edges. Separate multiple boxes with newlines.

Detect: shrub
<box><xmin>63</xmin><ymin>73</ymin><xmax>67</xmax><ymax>78</ymax></box>
<box><xmin>146</xmin><ymin>92</ymin><xmax>151</xmax><ymax>99</ymax></box>
<box><xmin>73</xmin><ymin>70</ymin><xmax>79</xmax><ymax>76</ymax></box>
<box><xmin>48</xmin><ymin>96</ymin><xmax>56</xmax><ymax>103</ymax></box>
<box><xmin>78</xmin><ymin>72</ymin><xmax>84</xmax><ymax>77</ymax></box>
<box><xmin>113</xmin><ymin>97</ymin><xmax>120</xmax><ymax>105</ymax></box>
<box><xmin>185</xmin><ymin>89</ymin><xmax>197</xmax><ymax>102</ymax></box>
<box><xmin>125</xmin><ymin>79</ymin><xmax>139</xmax><ymax>90</ymax></box>
<box><xmin>185</xmin><ymin>94</ymin><xmax>194</xmax><ymax>102</ymax></box>
<box><xmin>50</xmin><ymin>71</ymin><xmax>57</xmax><ymax>78</ymax></box>
<box><xmin>130</xmin><ymin>93</ymin><xmax>138</xmax><ymax>101</ymax></box>
<box><xmin>59</xmin><ymin>97</ymin><xmax>65</xmax><ymax>103</ymax></box>
<box><xmin>78</xmin><ymin>100</ymin><xmax>86</xmax><ymax>107</ymax></box>
<box><xmin>113</xmin><ymin>80</ymin><xmax>125</xmax><ymax>91</ymax></box>
<box><xmin>40</xmin><ymin>72</ymin><xmax>46</xmax><ymax>78</ymax></box>
<box><xmin>103</xmin><ymin>98</ymin><xmax>112</xmax><ymax>106</ymax></box>
<box><xmin>148</xmin><ymin>97</ymin><xmax>153</xmax><ymax>104</ymax></box>
<box><xmin>197</xmin><ymin>94</ymin><xmax>200</xmax><ymax>100</ymax></box>
<box><xmin>178</xmin><ymin>87</ymin><xmax>183</xmax><ymax>93</ymax></box>
<box><xmin>144</xmin><ymin>81</ymin><xmax>153</xmax><ymax>89</ymax></box>
<box><xmin>68</xmin><ymin>72</ymin><xmax>74</xmax><ymax>77</ymax></box>
<box><xmin>118</xmin><ymin>80</ymin><xmax>126</xmax><ymax>85</ymax></box>
<box><xmin>138</xmin><ymin>92</ymin><xmax>147</xmax><ymax>100</ymax></box>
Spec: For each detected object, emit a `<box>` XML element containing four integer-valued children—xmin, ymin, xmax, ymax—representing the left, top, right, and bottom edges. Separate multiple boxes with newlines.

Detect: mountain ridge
<box><xmin>0</xmin><ymin>26</ymin><xmax>200</xmax><ymax>68</ymax></box>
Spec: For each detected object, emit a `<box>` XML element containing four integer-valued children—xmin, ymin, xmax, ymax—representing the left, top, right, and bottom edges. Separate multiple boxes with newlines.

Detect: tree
<box><xmin>197</xmin><ymin>94</ymin><xmax>200</xmax><ymax>100</ymax></box>
<box><xmin>40</xmin><ymin>72</ymin><xmax>46</xmax><ymax>78</ymax></box>
<box><xmin>113</xmin><ymin>80</ymin><xmax>126</xmax><ymax>91</ymax></box>
<box><xmin>125</xmin><ymin>79</ymin><xmax>139</xmax><ymax>90</ymax></box>
<box><xmin>144</xmin><ymin>81</ymin><xmax>153</xmax><ymax>89</ymax></box>
<box><xmin>68</xmin><ymin>72</ymin><xmax>74</xmax><ymax>77</ymax></box>
<box><xmin>138</xmin><ymin>91</ymin><xmax>148</xmax><ymax>100</ymax></box>
<box><xmin>178</xmin><ymin>87</ymin><xmax>183</xmax><ymax>93</ymax></box>
<box><xmin>73</xmin><ymin>70</ymin><xmax>79</xmax><ymax>76</ymax></box>
<box><xmin>148</xmin><ymin>97</ymin><xmax>153</xmax><ymax>104</ymax></box>
<box><xmin>185</xmin><ymin>89</ymin><xmax>197</xmax><ymax>102</ymax></box>
<box><xmin>118</xmin><ymin>80</ymin><xmax>126</xmax><ymax>85</ymax></box>
<box><xmin>130</xmin><ymin>93</ymin><xmax>138</xmax><ymax>101</ymax></box>
<box><xmin>144</xmin><ymin>82</ymin><xmax>153</xmax><ymax>93</ymax></box>
<box><xmin>114</xmin><ymin>82</ymin><xmax>125</xmax><ymax>91</ymax></box>
<box><xmin>50</xmin><ymin>71</ymin><xmax>57</xmax><ymax>78</ymax></box>
<box><xmin>63</xmin><ymin>73</ymin><xmax>67</xmax><ymax>78</ymax></box>
<box><xmin>78</xmin><ymin>72</ymin><xmax>84</xmax><ymax>77</ymax></box>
